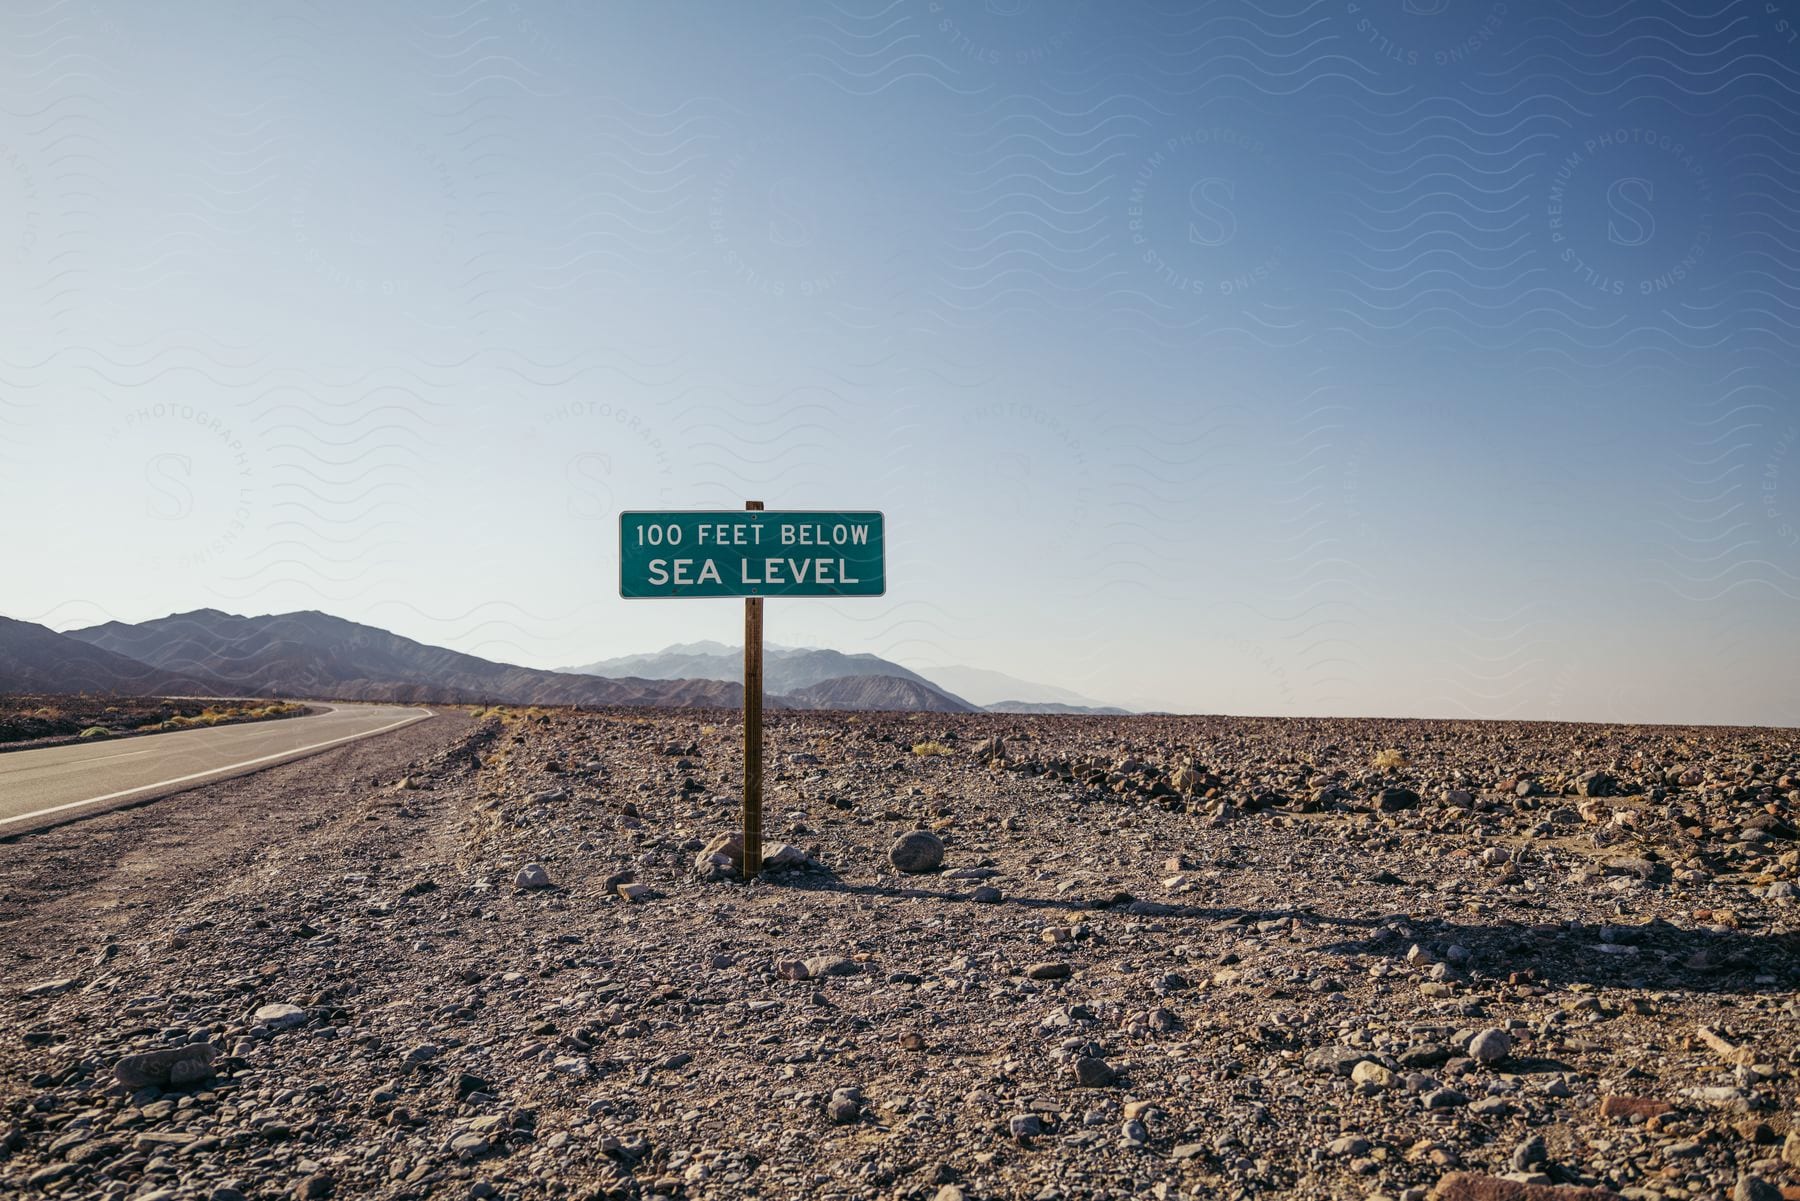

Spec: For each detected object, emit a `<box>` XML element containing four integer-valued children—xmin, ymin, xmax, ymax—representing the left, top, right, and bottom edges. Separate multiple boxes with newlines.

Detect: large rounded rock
<box><xmin>1467</xmin><ymin>1027</ymin><xmax>1512</xmax><ymax>1064</ymax></box>
<box><xmin>888</xmin><ymin>830</ymin><xmax>945</xmax><ymax>874</ymax></box>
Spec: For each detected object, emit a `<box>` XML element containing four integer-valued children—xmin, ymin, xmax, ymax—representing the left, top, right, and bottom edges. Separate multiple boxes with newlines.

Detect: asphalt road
<box><xmin>0</xmin><ymin>704</ymin><xmax>432</xmax><ymax>835</ymax></box>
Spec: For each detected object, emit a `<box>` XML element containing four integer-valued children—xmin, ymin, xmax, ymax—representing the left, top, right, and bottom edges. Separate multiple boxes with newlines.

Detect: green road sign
<box><xmin>619</xmin><ymin>510</ymin><xmax>885</xmax><ymax>598</ymax></box>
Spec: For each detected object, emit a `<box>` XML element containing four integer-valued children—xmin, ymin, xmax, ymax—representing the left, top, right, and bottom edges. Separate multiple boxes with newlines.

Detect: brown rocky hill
<box><xmin>0</xmin><ymin>616</ymin><xmax>230</xmax><ymax>697</ymax></box>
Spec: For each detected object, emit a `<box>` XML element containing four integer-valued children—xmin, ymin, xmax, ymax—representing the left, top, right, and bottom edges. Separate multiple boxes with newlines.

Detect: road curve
<box><xmin>0</xmin><ymin>704</ymin><xmax>432</xmax><ymax>835</ymax></box>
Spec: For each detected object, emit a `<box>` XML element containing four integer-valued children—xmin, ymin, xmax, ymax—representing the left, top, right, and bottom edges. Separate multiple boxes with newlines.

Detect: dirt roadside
<box><xmin>0</xmin><ymin>708</ymin><xmax>475</xmax><ymax>970</ymax></box>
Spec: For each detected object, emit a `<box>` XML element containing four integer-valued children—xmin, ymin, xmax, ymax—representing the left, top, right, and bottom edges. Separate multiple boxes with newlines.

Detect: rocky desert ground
<box><xmin>3</xmin><ymin>707</ymin><xmax>1799</xmax><ymax>1201</ymax></box>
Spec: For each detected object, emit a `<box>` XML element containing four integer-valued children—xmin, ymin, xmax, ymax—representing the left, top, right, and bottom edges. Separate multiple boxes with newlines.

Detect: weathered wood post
<box><xmin>742</xmin><ymin>500</ymin><xmax>764</xmax><ymax>880</ymax></box>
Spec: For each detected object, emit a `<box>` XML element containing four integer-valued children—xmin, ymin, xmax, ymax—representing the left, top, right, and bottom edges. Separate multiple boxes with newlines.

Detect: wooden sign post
<box><xmin>741</xmin><ymin>500</ymin><xmax>764</xmax><ymax>880</ymax></box>
<box><xmin>617</xmin><ymin>506</ymin><xmax>887</xmax><ymax>882</ymax></box>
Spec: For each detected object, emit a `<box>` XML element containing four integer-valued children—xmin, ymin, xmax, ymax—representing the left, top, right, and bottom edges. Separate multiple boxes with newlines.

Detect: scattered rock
<box><xmin>827</xmin><ymin>1088</ymin><xmax>861</xmax><ymax>1124</ymax></box>
<box><xmin>1377</xmin><ymin>786</ymin><xmax>1420</xmax><ymax>811</ymax></box>
<box><xmin>1733</xmin><ymin>1177</ymin><xmax>1782</xmax><ymax>1201</ymax></box>
<box><xmin>761</xmin><ymin>843</ymin><xmax>809</xmax><ymax>872</ymax></box>
<box><xmin>113</xmin><ymin>1043</ymin><xmax>218</xmax><ymax>1089</ymax></box>
<box><xmin>1510</xmin><ymin>1134</ymin><xmax>1546</xmax><ymax>1171</ymax></box>
<box><xmin>889</xmin><ymin>830</ymin><xmax>945</xmax><ymax>873</ymax></box>
<box><xmin>1467</xmin><ymin>1028</ymin><xmax>1511</xmax><ymax>1064</ymax></box>
<box><xmin>1306</xmin><ymin>1046</ymin><xmax>1367</xmax><ymax>1076</ymax></box>
<box><xmin>1072</xmin><ymin>1056</ymin><xmax>1116</xmax><ymax>1087</ymax></box>
<box><xmin>803</xmin><ymin>956</ymin><xmax>859</xmax><ymax>978</ymax></box>
<box><xmin>253</xmin><ymin>1003</ymin><xmax>307</xmax><ymax>1031</ymax></box>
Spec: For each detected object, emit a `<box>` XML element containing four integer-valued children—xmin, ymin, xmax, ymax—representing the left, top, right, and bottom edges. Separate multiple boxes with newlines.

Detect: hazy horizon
<box><xmin>4</xmin><ymin>2</ymin><xmax>1799</xmax><ymax>726</ymax></box>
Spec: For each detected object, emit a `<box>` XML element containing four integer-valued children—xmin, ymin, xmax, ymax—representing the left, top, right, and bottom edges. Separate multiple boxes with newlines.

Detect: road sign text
<box><xmin>620</xmin><ymin>510</ymin><xmax>885</xmax><ymax>598</ymax></box>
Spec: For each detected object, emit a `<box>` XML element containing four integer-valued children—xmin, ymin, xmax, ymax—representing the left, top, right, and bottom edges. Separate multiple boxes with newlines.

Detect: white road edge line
<box><xmin>0</xmin><ymin>709</ymin><xmax>433</xmax><ymax>830</ymax></box>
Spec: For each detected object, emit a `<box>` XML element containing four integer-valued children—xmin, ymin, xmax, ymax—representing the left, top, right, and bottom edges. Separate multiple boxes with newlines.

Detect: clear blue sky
<box><xmin>3</xmin><ymin>1</ymin><xmax>1797</xmax><ymax>724</ymax></box>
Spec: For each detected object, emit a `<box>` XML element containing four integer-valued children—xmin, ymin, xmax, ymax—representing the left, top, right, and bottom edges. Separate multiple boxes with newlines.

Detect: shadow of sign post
<box><xmin>619</xmin><ymin>506</ymin><xmax>887</xmax><ymax>879</ymax></box>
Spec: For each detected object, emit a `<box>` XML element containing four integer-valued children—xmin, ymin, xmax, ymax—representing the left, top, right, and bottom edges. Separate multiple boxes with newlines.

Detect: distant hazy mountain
<box><xmin>568</xmin><ymin>643</ymin><xmax>945</xmax><ymax>696</ymax></box>
<box><xmin>572</xmin><ymin>641</ymin><xmax>1125</xmax><ymax>714</ymax></box>
<box><xmin>782</xmin><ymin>674</ymin><xmax>978</xmax><ymax>713</ymax></box>
<box><xmin>0</xmin><ymin>616</ymin><xmax>230</xmax><ymax>696</ymax></box>
<box><xmin>67</xmin><ymin>609</ymin><xmax>741</xmax><ymax>708</ymax></box>
<box><xmin>910</xmin><ymin>663</ymin><xmax>1117</xmax><ymax>711</ymax></box>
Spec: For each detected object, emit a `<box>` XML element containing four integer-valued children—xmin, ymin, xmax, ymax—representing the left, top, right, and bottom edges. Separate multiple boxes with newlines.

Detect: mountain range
<box><xmin>566</xmin><ymin>643</ymin><xmax>1122</xmax><ymax>713</ymax></box>
<box><xmin>0</xmin><ymin>610</ymin><xmax>1125</xmax><ymax>714</ymax></box>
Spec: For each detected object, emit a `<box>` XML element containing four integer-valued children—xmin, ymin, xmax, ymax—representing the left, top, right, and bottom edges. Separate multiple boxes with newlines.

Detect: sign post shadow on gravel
<box><xmin>619</xmin><ymin>503</ymin><xmax>886</xmax><ymax>879</ymax></box>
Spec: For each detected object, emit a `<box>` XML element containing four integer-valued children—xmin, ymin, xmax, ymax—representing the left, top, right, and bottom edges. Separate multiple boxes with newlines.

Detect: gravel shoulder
<box><xmin>1</xmin><ymin>710</ymin><xmax>1797</xmax><ymax>1201</ymax></box>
